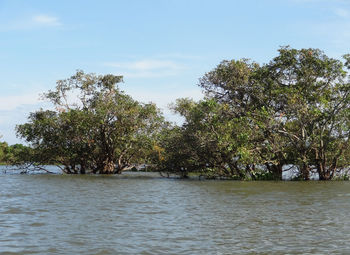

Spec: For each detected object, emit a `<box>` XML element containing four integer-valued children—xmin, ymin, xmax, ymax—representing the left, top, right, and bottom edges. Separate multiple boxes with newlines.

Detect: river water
<box><xmin>1</xmin><ymin>171</ymin><xmax>350</xmax><ymax>254</ymax></box>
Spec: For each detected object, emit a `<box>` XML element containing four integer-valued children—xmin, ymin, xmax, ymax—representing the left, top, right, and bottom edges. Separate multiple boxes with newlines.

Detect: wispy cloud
<box><xmin>0</xmin><ymin>14</ymin><xmax>62</xmax><ymax>31</ymax></box>
<box><xmin>0</xmin><ymin>93</ymin><xmax>41</xmax><ymax>111</ymax></box>
<box><xmin>32</xmin><ymin>15</ymin><xmax>61</xmax><ymax>26</ymax></box>
<box><xmin>104</xmin><ymin>59</ymin><xmax>186</xmax><ymax>78</ymax></box>
<box><xmin>287</xmin><ymin>0</ymin><xmax>350</xmax><ymax>53</ymax></box>
<box><xmin>125</xmin><ymin>86</ymin><xmax>203</xmax><ymax>123</ymax></box>
<box><xmin>334</xmin><ymin>8</ymin><xmax>349</xmax><ymax>18</ymax></box>
<box><xmin>127</xmin><ymin>87</ymin><xmax>203</xmax><ymax>107</ymax></box>
<box><xmin>307</xmin><ymin>20</ymin><xmax>350</xmax><ymax>54</ymax></box>
<box><xmin>289</xmin><ymin>0</ymin><xmax>347</xmax><ymax>3</ymax></box>
<box><xmin>153</xmin><ymin>53</ymin><xmax>202</xmax><ymax>60</ymax></box>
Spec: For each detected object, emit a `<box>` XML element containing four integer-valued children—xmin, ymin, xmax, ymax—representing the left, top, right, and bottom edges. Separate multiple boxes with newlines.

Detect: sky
<box><xmin>1</xmin><ymin>0</ymin><xmax>350</xmax><ymax>144</ymax></box>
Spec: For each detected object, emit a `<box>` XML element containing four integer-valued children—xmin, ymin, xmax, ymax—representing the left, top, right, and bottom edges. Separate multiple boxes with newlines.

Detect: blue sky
<box><xmin>1</xmin><ymin>0</ymin><xmax>350</xmax><ymax>144</ymax></box>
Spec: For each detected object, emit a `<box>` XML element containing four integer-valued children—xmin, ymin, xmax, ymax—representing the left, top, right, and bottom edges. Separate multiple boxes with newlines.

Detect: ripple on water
<box><xmin>2</xmin><ymin>207</ymin><xmax>26</xmax><ymax>215</ymax></box>
<box><xmin>28</xmin><ymin>222</ymin><xmax>46</xmax><ymax>227</ymax></box>
<box><xmin>1</xmin><ymin>174</ymin><xmax>350</xmax><ymax>254</ymax></box>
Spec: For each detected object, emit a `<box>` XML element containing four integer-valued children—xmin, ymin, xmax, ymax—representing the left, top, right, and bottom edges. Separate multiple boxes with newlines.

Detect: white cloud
<box><xmin>288</xmin><ymin>0</ymin><xmax>324</xmax><ymax>3</ymax></box>
<box><xmin>127</xmin><ymin>88</ymin><xmax>203</xmax><ymax>107</ymax></box>
<box><xmin>309</xmin><ymin>20</ymin><xmax>350</xmax><ymax>51</ymax></box>
<box><xmin>0</xmin><ymin>91</ymin><xmax>52</xmax><ymax>144</ymax></box>
<box><xmin>124</xmin><ymin>86</ymin><xmax>204</xmax><ymax>124</ymax></box>
<box><xmin>137</xmin><ymin>88</ymin><xmax>203</xmax><ymax>123</ymax></box>
<box><xmin>289</xmin><ymin>0</ymin><xmax>346</xmax><ymax>3</ymax></box>
<box><xmin>152</xmin><ymin>53</ymin><xmax>202</xmax><ymax>60</ymax></box>
<box><xmin>105</xmin><ymin>59</ymin><xmax>186</xmax><ymax>78</ymax></box>
<box><xmin>0</xmin><ymin>14</ymin><xmax>62</xmax><ymax>31</ymax></box>
<box><xmin>108</xmin><ymin>60</ymin><xmax>182</xmax><ymax>70</ymax></box>
<box><xmin>32</xmin><ymin>15</ymin><xmax>61</xmax><ymax>26</ymax></box>
<box><xmin>334</xmin><ymin>8</ymin><xmax>349</xmax><ymax>18</ymax></box>
<box><xmin>0</xmin><ymin>93</ymin><xmax>41</xmax><ymax>111</ymax></box>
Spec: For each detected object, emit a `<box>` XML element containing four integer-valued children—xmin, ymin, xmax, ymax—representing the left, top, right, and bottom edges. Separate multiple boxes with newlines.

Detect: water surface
<box><xmin>1</xmin><ymin>172</ymin><xmax>350</xmax><ymax>254</ymax></box>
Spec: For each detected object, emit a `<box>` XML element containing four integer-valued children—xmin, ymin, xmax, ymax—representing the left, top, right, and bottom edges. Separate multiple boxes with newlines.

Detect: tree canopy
<box><xmin>156</xmin><ymin>47</ymin><xmax>350</xmax><ymax>180</ymax></box>
<box><xmin>16</xmin><ymin>71</ymin><xmax>165</xmax><ymax>174</ymax></box>
<box><xmin>14</xmin><ymin>47</ymin><xmax>350</xmax><ymax>180</ymax></box>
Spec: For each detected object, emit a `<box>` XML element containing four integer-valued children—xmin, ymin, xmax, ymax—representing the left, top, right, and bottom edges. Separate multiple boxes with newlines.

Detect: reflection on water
<box><xmin>1</xmin><ymin>170</ymin><xmax>350</xmax><ymax>254</ymax></box>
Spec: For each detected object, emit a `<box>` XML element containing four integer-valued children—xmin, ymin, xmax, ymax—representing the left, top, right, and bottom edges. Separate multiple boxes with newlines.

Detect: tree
<box><xmin>155</xmin><ymin>98</ymin><xmax>261</xmax><ymax>179</ymax></box>
<box><xmin>0</xmin><ymin>140</ymin><xmax>33</xmax><ymax>167</ymax></box>
<box><xmin>16</xmin><ymin>71</ymin><xmax>164</xmax><ymax>174</ymax></box>
<box><xmin>263</xmin><ymin>47</ymin><xmax>350</xmax><ymax>180</ymax></box>
<box><xmin>198</xmin><ymin>47</ymin><xmax>350</xmax><ymax>180</ymax></box>
<box><xmin>198</xmin><ymin>58</ymin><xmax>291</xmax><ymax>179</ymax></box>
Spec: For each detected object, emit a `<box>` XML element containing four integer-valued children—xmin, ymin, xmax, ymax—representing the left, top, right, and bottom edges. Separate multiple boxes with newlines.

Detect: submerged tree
<box><xmin>164</xmin><ymin>98</ymin><xmax>259</xmax><ymax>179</ymax></box>
<box><xmin>197</xmin><ymin>47</ymin><xmax>350</xmax><ymax>180</ymax></box>
<box><xmin>264</xmin><ymin>47</ymin><xmax>350</xmax><ymax>180</ymax></box>
<box><xmin>154</xmin><ymin>47</ymin><xmax>350</xmax><ymax>180</ymax></box>
<box><xmin>16</xmin><ymin>71</ymin><xmax>164</xmax><ymax>174</ymax></box>
<box><xmin>14</xmin><ymin>47</ymin><xmax>350</xmax><ymax>180</ymax></box>
<box><xmin>197</xmin><ymin>58</ymin><xmax>291</xmax><ymax>179</ymax></box>
<box><xmin>0</xmin><ymin>141</ymin><xmax>32</xmax><ymax>165</ymax></box>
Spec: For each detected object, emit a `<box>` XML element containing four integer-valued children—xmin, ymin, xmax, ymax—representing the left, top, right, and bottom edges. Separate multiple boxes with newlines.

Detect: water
<box><xmin>1</xmin><ymin>171</ymin><xmax>350</xmax><ymax>254</ymax></box>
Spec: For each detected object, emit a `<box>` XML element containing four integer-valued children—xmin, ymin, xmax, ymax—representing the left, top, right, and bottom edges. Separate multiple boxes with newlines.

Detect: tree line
<box><xmin>6</xmin><ymin>47</ymin><xmax>350</xmax><ymax>180</ymax></box>
<box><xmin>0</xmin><ymin>142</ymin><xmax>32</xmax><ymax>165</ymax></box>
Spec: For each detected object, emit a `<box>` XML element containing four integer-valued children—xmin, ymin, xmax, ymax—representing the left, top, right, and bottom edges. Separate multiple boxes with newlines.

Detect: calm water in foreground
<box><xmin>1</xmin><ymin>170</ymin><xmax>350</xmax><ymax>254</ymax></box>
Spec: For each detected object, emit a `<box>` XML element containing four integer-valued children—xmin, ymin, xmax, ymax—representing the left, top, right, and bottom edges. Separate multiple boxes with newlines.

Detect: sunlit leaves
<box><xmin>17</xmin><ymin>71</ymin><xmax>165</xmax><ymax>174</ymax></box>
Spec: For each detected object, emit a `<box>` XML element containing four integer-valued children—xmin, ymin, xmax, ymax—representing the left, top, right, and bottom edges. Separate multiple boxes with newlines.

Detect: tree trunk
<box><xmin>99</xmin><ymin>158</ymin><xmax>115</xmax><ymax>174</ymax></box>
<box><xmin>271</xmin><ymin>163</ymin><xmax>283</xmax><ymax>180</ymax></box>
<box><xmin>265</xmin><ymin>163</ymin><xmax>283</xmax><ymax>180</ymax></box>
<box><xmin>300</xmin><ymin>163</ymin><xmax>310</xmax><ymax>180</ymax></box>
<box><xmin>80</xmin><ymin>161</ymin><xmax>86</xmax><ymax>174</ymax></box>
<box><xmin>319</xmin><ymin>171</ymin><xmax>331</xmax><ymax>180</ymax></box>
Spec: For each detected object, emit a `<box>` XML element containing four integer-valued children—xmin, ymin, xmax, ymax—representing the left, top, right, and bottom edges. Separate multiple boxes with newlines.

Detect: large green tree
<box><xmin>198</xmin><ymin>47</ymin><xmax>350</xmax><ymax>180</ymax></box>
<box><xmin>198</xmin><ymin>58</ymin><xmax>291</xmax><ymax>179</ymax></box>
<box><xmin>17</xmin><ymin>71</ymin><xmax>164</xmax><ymax>174</ymax></box>
<box><xmin>155</xmin><ymin>98</ymin><xmax>262</xmax><ymax>179</ymax></box>
<box><xmin>263</xmin><ymin>47</ymin><xmax>350</xmax><ymax>180</ymax></box>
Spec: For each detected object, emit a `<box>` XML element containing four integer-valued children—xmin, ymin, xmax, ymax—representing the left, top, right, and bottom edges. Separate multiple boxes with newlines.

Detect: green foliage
<box><xmin>11</xmin><ymin>47</ymin><xmax>350</xmax><ymax>180</ymax></box>
<box><xmin>333</xmin><ymin>174</ymin><xmax>350</xmax><ymax>181</ymax></box>
<box><xmin>0</xmin><ymin>142</ymin><xmax>33</xmax><ymax>165</ymax></box>
<box><xmin>16</xmin><ymin>71</ymin><xmax>165</xmax><ymax>174</ymax></box>
<box><xmin>250</xmin><ymin>170</ymin><xmax>280</xmax><ymax>181</ymax></box>
<box><xmin>263</xmin><ymin>47</ymin><xmax>350</xmax><ymax>180</ymax></box>
<box><xmin>155</xmin><ymin>98</ymin><xmax>259</xmax><ymax>179</ymax></box>
<box><xmin>158</xmin><ymin>46</ymin><xmax>350</xmax><ymax>180</ymax></box>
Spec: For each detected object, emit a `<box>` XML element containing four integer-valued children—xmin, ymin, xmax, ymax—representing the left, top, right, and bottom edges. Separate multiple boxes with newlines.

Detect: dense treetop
<box><xmin>8</xmin><ymin>47</ymin><xmax>350</xmax><ymax>180</ymax></box>
<box><xmin>16</xmin><ymin>71</ymin><xmax>165</xmax><ymax>174</ymax></box>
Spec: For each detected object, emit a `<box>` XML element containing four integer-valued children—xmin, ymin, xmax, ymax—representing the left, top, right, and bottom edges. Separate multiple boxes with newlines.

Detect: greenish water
<box><xmin>1</xmin><ymin>171</ymin><xmax>350</xmax><ymax>254</ymax></box>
